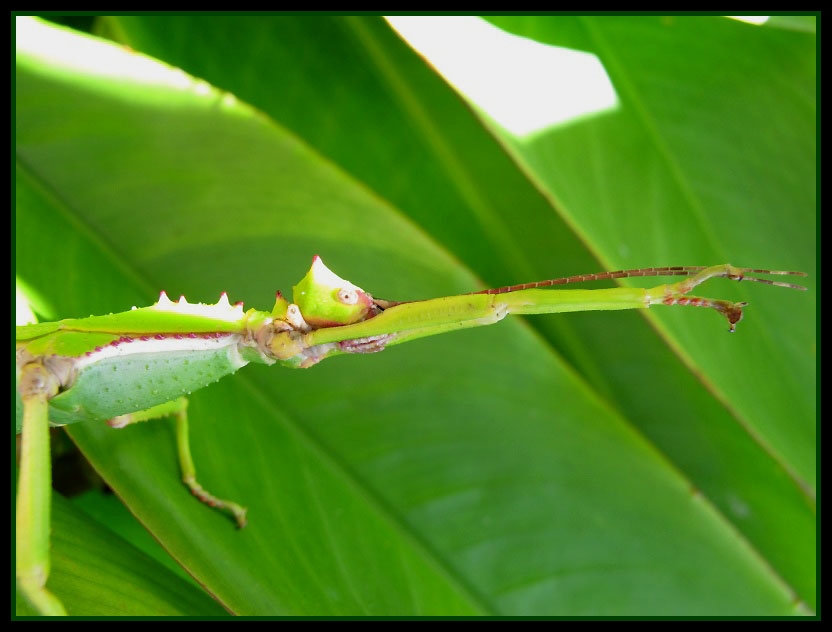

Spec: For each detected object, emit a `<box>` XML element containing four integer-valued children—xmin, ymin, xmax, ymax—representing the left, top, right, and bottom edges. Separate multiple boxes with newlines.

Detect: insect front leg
<box><xmin>338</xmin><ymin>334</ymin><xmax>395</xmax><ymax>354</ymax></box>
<box><xmin>109</xmin><ymin>398</ymin><xmax>247</xmax><ymax>528</ymax></box>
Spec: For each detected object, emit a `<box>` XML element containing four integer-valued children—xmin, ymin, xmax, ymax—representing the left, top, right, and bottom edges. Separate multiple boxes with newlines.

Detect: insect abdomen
<box><xmin>47</xmin><ymin>335</ymin><xmax>248</xmax><ymax>425</ymax></box>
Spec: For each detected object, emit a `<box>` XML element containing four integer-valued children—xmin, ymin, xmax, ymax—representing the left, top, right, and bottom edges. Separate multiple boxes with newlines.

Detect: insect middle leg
<box><xmin>109</xmin><ymin>398</ymin><xmax>248</xmax><ymax>528</ymax></box>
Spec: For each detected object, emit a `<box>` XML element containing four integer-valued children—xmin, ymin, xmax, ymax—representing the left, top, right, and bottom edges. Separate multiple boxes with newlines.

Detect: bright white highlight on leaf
<box><xmin>728</xmin><ymin>16</ymin><xmax>770</xmax><ymax>25</ymax></box>
<box><xmin>16</xmin><ymin>277</ymin><xmax>55</xmax><ymax>325</ymax></box>
<box><xmin>16</xmin><ymin>16</ymin><xmax>195</xmax><ymax>92</ymax></box>
<box><xmin>385</xmin><ymin>16</ymin><xmax>619</xmax><ymax>137</ymax></box>
<box><xmin>16</xmin><ymin>287</ymin><xmax>38</xmax><ymax>326</ymax></box>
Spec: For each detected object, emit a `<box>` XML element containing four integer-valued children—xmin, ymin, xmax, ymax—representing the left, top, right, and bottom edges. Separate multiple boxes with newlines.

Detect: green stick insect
<box><xmin>16</xmin><ymin>256</ymin><xmax>807</xmax><ymax>615</ymax></box>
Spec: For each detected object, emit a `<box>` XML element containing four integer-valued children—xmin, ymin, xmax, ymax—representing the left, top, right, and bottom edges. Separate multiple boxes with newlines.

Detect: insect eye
<box><xmin>337</xmin><ymin>288</ymin><xmax>358</xmax><ymax>305</ymax></box>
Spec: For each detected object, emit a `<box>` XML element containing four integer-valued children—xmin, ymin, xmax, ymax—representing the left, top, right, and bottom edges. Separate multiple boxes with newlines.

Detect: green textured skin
<box><xmin>47</xmin><ymin>342</ymin><xmax>248</xmax><ymax>426</ymax></box>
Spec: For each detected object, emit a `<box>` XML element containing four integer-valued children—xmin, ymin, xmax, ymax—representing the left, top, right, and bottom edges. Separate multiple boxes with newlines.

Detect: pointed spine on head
<box><xmin>292</xmin><ymin>255</ymin><xmax>374</xmax><ymax>328</ymax></box>
<box><xmin>271</xmin><ymin>291</ymin><xmax>289</xmax><ymax>320</ymax></box>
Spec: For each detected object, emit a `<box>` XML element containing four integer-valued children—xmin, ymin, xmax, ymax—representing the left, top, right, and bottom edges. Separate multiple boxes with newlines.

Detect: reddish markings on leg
<box><xmin>473</xmin><ymin>267</ymin><xmax>708</xmax><ymax>295</ymax></box>
<box><xmin>663</xmin><ymin>296</ymin><xmax>707</xmax><ymax>307</ymax></box>
<box><xmin>182</xmin><ymin>475</ymin><xmax>247</xmax><ymax>528</ymax></box>
<box><xmin>661</xmin><ymin>291</ymin><xmax>747</xmax><ymax>332</ymax></box>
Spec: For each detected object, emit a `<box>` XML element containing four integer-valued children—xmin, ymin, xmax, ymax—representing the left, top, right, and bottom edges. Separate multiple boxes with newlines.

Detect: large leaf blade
<box><xmin>15</xmin><ymin>16</ymin><xmax>813</xmax><ymax>615</ymax></box>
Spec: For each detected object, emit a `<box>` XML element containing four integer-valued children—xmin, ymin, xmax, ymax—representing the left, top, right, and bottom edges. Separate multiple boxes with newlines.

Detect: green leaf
<box><xmin>16</xmin><ymin>493</ymin><xmax>227</xmax><ymax>616</ymax></box>
<box><xmin>764</xmin><ymin>15</ymin><xmax>816</xmax><ymax>33</ymax></box>
<box><xmin>15</xmin><ymin>16</ymin><xmax>814</xmax><ymax>615</ymax></box>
